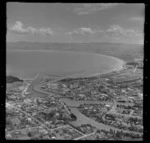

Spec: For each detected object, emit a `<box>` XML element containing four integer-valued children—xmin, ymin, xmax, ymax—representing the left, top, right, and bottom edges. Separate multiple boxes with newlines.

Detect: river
<box><xmin>24</xmin><ymin>73</ymin><xmax>142</xmax><ymax>135</ymax></box>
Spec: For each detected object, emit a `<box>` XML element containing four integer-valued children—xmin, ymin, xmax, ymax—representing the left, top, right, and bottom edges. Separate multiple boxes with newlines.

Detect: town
<box><xmin>6</xmin><ymin>59</ymin><xmax>143</xmax><ymax>140</ymax></box>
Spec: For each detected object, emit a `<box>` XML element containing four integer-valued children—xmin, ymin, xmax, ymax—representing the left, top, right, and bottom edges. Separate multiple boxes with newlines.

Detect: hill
<box><xmin>6</xmin><ymin>75</ymin><xmax>23</xmax><ymax>83</ymax></box>
<box><xmin>7</xmin><ymin>42</ymin><xmax>143</xmax><ymax>62</ymax></box>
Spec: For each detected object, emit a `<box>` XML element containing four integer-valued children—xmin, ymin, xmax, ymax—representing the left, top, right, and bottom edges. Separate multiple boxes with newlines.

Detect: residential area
<box><xmin>6</xmin><ymin>60</ymin><xmax>143</xmax><ymax>140</ymax></box>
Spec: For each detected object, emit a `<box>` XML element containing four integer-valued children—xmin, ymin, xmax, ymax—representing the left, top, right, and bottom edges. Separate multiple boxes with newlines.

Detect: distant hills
<box><xmin>7</xmin><ymin>75</ymin><xmax>23</xmax><ymax>83</ymax></box>
<box><xmin>7</xmin><ymin>42</ymin><xmax>143</xmax><ymax>61</ymax></box>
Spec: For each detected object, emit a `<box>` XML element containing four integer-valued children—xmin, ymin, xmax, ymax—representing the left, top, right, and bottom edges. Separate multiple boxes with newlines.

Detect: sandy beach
<box><xmin>21</xmin><ymin>53</ymin><xmax>125</xmax><ymax>82</ymax></box>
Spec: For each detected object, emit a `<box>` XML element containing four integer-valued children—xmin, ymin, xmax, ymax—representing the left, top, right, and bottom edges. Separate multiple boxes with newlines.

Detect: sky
<box><xmin>7</xmin><ymin>3</ymin><xmax>144</xmax><ymax>44</ymax></box>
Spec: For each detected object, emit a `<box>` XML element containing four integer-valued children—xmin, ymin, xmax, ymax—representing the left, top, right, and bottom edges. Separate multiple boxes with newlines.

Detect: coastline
<box><xmin>89</xmin><ymin>58</ymin><xmax>126</xmax><ymax>78</ymax></box>
<box><xmin>7</xmin><ymin>50</ymin><xmax>126</xmax><ymax>81</ymax></box>
<box><xmin>21</xmin><ymin>53</ymin><xmax>126</xmax><ymax>96</ymax></box>
<box><xmin>48</xmin><ymin>53</ymin><xmax>126</xmax><ymax>80</ymax></box>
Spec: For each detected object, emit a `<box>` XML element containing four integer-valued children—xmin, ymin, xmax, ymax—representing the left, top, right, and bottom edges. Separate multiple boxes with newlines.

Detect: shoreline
<box><xmin>48</xmin><ymin>56</ymin><xmax>125</xmax><ymax>80</ymax></box>
<box><xmin>21</xmin><ymin>54</ymin><xmax>126</xmax><ymax>95</ymax></box>
<box><xmin>7</xmin><ymin>51</ymin><xmax>126</xmax><ymax>81</ymax></box>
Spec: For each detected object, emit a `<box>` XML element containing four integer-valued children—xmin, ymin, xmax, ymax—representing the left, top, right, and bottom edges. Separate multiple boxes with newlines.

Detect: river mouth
<box><xmin>24</xmin><ymin>73</ymin><xmax>140</xmax><ymax>135</ymax></box>
<box><xmin>6</xmin><ymin>50</ymin><xmax>124</xmax><ymax>79</ymax></box>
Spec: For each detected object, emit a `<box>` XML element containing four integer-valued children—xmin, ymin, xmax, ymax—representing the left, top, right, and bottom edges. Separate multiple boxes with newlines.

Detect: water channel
<box><xmin>25</xmin><ymin>73</ymin><xmax>142</xmax><ymax>135</ymax></box>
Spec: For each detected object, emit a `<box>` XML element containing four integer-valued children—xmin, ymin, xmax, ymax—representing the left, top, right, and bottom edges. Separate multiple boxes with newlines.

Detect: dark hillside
<box><xmin>6</xmin><ymin>75</ymin><xmax>23</xmax><ymax>83</ymax></box>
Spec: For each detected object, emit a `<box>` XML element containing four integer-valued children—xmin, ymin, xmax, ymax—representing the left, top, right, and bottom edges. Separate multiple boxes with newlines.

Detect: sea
<box><xmin>6</xmin><ymin>49</ymin><xmax>124</xmax><ymax>79</ymax></box>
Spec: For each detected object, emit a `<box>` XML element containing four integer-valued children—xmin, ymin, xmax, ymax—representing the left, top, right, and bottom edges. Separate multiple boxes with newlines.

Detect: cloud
<box><xmin>11</xmin><ymin>21</ymin><xmax>25</xmax><ymax>32</ymax></box>
<box><xmin>79</xmin><ymin>27</ymin><xmax>94</xmax><ymax>33</ymax></box>
<box><xmin>65</xmin><ymin>27</ymin><xmax>104</xmax><ymax>39</ymax></box>
<box><xmin>107</xmin><ymin>25</ymin><xmax>143</xmax><ymax>38</ymax></box>
<box><xmin>66</xmin><ymin>25</ymin><xmax>143</xmax><ymax>38</ymax></box>
<box><xmin>66</xmin><ymin>27</ymin><xmax>103</xmax><ymax>35</ymax></box>
<box><xmin>106</xmin><ymin>25</ymin><xmax>144</xmax><ymax>44</ymax></box>
<box><xmin>72</xmin><ymin>27</ymin><xmax>94</xmax><ymax>34</ymax></box>
<box><xmin>9</xmin><ymin>21</ymin><xmax>54</xmax><ymax>35</ymax></box>
<box><xmin>65</xmin><ymin>25</ymin><xmax>143</xmax><ymax>44</ymax></box>
<box><xmin>73</xmin><ymin>3</ymin><xmax>119</xmax><ymax>15</ymax></box>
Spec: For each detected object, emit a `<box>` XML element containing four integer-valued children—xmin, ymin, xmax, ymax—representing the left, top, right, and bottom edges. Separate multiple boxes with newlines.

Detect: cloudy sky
<box><xmin>7</xmin><ymin>3</ymin><xmax>144</xmax><ymax>44</ymax></box>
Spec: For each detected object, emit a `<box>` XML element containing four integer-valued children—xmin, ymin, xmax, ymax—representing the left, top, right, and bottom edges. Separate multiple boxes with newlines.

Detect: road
<box><xmin>25</xmin><ymin>73</ymin><xmax>142</xmax><ymax>135</ymax></box>
<box><xmin>7</xmin><ymin>103</ymin><xmax>71</xmax><ymax>134</ymax></box>
<box><xmin>74</xmin><ymin>131</ymin><xmax>96</xmax><ymax>140</ymax></box>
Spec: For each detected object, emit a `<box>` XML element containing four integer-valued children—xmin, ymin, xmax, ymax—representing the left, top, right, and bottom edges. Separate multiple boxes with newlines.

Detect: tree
<box><xmin>115</xmin><ymin>131</ymin><xmax>122</xmax><ymax>139</ymax></box>
<box><xmin>110</xmin><ymin>129</ymin><xmax>114</xmax><ymax>134</ymax></box>
<box><xmin>96</xmin><ymin>129</ymin><xmax>101</xmax><ymax>134</ymax></box>
<box><xmin>70</xmin><ymin>113</ymin><xmax>77</xmax><ymax>121</ymax></box>
<box><xmin>96</xmin><ymin>135</ymin><xmax>100</xmax><ymax>140</ymax></box>
<box><xmin>28</xmin><ymin>132</ymin><xmax>32</xmax><ymax>137</ymax></box>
